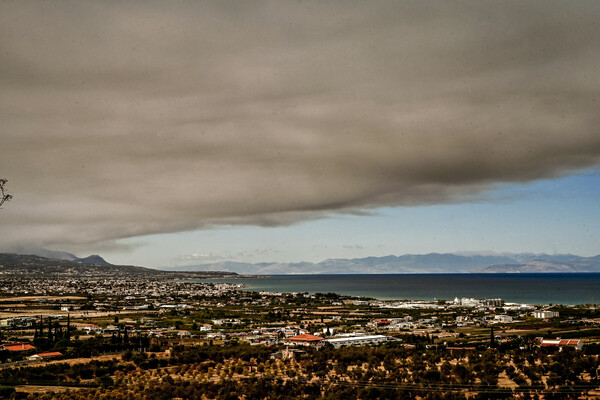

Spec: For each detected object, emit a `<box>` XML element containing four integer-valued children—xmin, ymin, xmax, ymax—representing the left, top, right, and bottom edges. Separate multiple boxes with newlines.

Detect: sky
<box><xmin>1</xmin><ymin>1</ymin><xmax>599</xmax><ymax>268</ymax></box>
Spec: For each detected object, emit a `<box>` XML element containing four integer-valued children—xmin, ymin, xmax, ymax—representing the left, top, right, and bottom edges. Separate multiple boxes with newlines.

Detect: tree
<box><xmin>0</xmin><ymin>386</ymin><xmax>16</xmax><ymax>398</ymax></box>
<box><xmin>0</xmin><ymin>178</ymin><xmax>12</xmax><ymax>208</ymax></box>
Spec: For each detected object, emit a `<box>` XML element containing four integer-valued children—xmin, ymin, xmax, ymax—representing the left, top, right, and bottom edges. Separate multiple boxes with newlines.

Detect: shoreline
<box><xmin>190</xmin><ymin>273</ymin><xmax>600</xmax><ymax>306</ymax></box>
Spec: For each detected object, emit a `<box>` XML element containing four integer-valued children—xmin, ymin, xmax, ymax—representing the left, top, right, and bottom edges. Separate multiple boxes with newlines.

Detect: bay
<box><xmin>197</xmin><ymin>273</ymin><xmax>600</xmax><ymax>305</ymax></box>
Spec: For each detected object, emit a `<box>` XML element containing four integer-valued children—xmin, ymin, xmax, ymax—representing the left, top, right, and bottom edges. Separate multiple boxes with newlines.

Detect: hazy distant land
<box><xmin>160</xmin><ymin>253</ymin><xmax>600</xmax><ymax>275</ymax></box>
<box><xmin>3</xmin><ymin>250</ymin><xmax>600</xmax><ymax>276</ymax></box>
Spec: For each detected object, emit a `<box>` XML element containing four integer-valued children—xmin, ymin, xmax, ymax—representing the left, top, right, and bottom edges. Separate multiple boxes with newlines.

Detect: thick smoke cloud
<box><xmin>1</xmin><ymin>1</ymin><xmax>599</xmax><ymax>251</ymax></box>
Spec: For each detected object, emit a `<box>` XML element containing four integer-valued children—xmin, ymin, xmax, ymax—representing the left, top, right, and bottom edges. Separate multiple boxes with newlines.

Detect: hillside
<box><xmin>8</xmin><ymin>247</ymin><xmax>111</xmax><ymax>264</ymax></box>
<box><xmin>0</xmin><ymin>253</ymin><xmax>158</xmax><ymax>276</ymax></box>
<box><xmin>0</xmin><ymin>253</ymin><xmax>238</xmax><ymax>278</ymax></box>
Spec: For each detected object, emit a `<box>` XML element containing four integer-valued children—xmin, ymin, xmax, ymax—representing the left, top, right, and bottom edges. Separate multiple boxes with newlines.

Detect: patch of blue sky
<box><xmin>113</xmin><ymin>168</ymin><xmax>600</xmax><ymax>268</ymax></box>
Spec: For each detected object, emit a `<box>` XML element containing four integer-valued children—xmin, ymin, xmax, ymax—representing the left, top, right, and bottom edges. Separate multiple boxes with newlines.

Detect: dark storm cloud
<box><xmin>1</xmin><ymin>1</ymin><xmax>599</xmax><ymax>250</ymax></box>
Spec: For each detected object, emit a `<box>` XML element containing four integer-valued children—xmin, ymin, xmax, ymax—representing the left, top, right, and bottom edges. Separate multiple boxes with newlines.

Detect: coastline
<box><xmin>193</xmin><ymin>273</ymin><xmax>600</xmax><ymax>306</ymax></box>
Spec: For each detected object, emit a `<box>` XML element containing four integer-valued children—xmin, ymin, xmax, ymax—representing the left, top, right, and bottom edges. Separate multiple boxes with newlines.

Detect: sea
<box><xmin>197</xmin><ymin>273</ymin><xmax>600</xmax><ymax>305</ymax></box>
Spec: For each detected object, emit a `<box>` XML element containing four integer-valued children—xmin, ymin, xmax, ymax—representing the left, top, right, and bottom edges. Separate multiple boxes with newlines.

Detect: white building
<box><xmin>82</xmin><ymin>324</ymin><xmax>101</xmax><ymax>333</ymax></box>
<box><xmin>388</xmin><ymin>322</ymin><xmax>415</xmax><ymax>330</ymax></box>
<box><xmin>494</xmin><ymin>315</ymin><xmax>513</xmax><ymax>323</ymax></box>
<box><xmin>326</xmin><ymin>335</ymin><xmax>390</xmax><ymax>349</ymax></box>
<box><xmin>533</xmin><ymin>311</ymin><xmax>559</xmax><ymax>319</ymax></box>
<box><xmin>534</xmin><ymin>337</ymin><xmax>583</xmax><ymax>351</ymax></box>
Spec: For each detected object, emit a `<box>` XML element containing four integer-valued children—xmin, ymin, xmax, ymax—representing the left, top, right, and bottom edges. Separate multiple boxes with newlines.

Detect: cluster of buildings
<box><xmin>2</xmin><ymin>269</ymin><xmax>595</xmax><ymax>364</ymax></box>
<box><xmin>375</xmin><ymin>297</ymin><xmax>535</xmax><ymax>312</ymax></box>
<box><xmin>0</xmin><ymin>275</ymin><xmax>242</xmax><ymax>298</ymax></box>
<box><xmin>371</xmin><ymin>297</ymin><xmax>565</xmax><ymax>329</ymax></box>
<box><xmin>453</xmin><ymin>297</ymin><xmax>505</xmax><ymax>307</ymax></box>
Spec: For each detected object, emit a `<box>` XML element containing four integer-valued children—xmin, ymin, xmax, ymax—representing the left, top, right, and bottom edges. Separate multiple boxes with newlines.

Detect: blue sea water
<box><xmin>198</xmin><ymin>273</ymin><xmax>600</xmax><ymax>305</ymax></box>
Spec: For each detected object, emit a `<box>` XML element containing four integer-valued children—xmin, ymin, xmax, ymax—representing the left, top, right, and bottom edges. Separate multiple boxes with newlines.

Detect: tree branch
<box><xmin>0</xmin><ymin>178</ymin><xmax>13</xmax><ymax>208</ymax></box>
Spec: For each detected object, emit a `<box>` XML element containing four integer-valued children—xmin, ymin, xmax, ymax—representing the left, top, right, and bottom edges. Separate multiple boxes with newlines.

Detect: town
<box><xmin>1</xmin><ymin>269</ymin><xmax>600</xmax><ymax>399</ymax></box>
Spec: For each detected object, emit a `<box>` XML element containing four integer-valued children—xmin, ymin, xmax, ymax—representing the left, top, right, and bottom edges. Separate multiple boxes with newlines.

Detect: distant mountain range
<box><xmin>8</xmin><ymin>247</ymin><xmax>110</xmax><ymax>265</ymax></box>
<box><xmin>5</xmin><ymin>248</ymin><xmax>600</xmax><ymax>275</ymax></box>
<box><xmin>472</xmin><ymin>255</ymin><xmax>600</xmax><ymax>273</ymax></box>
<box><xmin>166</xmin><ymin>253</ymin><xmax>600</xmax><ymax>274</ymax></box>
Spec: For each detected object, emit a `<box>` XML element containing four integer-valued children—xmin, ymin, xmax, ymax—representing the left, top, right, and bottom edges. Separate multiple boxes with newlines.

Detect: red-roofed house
<box><xmin>445</xmin><ymin>347</ymin><xmax>476</xmax><ymax>351</ymax></box>
<box><xmin>2</xmin><ymin>343</ymin><xmax>36</xmax><ymax>351</ymax></box>
<box><xmin>82</xmin><ymin>324</ymin><xmax>101</xmax><ymax>333</ymax></box>
<box><xmin>372</xmin><ymin>319</ymin><xmax>391</xmax><ymax>327</ymax></box>
<box><xmin>286</xmin><ymin>334</ymin><xmax>325</xmax><ymax>347</ymax></box>
<box><xmin>534</xmin><ymin>337</ymin><xmax>583</xmax><ymax>351</ymax></box>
